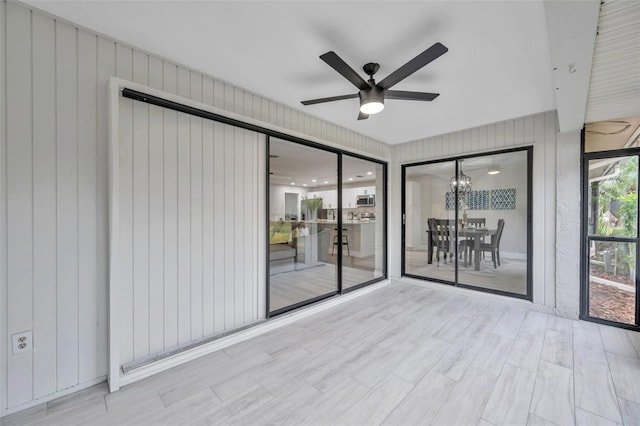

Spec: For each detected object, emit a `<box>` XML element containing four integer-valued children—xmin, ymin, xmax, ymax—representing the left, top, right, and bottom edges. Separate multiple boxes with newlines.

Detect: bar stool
<box><xmin>332</xmin><ymin>228</ymin><xmax>350</xmax><ymax>256</ymax></box>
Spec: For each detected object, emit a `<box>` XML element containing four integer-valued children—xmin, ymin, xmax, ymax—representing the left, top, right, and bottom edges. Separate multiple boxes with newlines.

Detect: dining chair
<box><xmin>464</xmin><ymin>217</ymin><xmax>487</xmax><ymax>259</ymax></box>
<box><xmin>466</xmin><ymin>218</ymin><xmax>486</xmax><ymax>227</ymax></box>
<box><xmin>470</xmin><ymin>219</ymin><xmax>505</xmax><ymax>268</ymax></box>
<box><xmin>428</xmin><ymin>218</ymin><xmax>455</xmax><ymax>266</ymax></box>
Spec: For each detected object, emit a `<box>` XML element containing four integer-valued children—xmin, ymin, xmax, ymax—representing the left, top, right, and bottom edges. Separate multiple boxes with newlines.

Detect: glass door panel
<box><xmin>586</xmin><ymin>155</ymin><xmax>638</xmax><ymax>325</ymax></box>
<box><xmin>587</xmin><ymin>156</ymin><xmax>637</xmax><ymax>237</ymax></box>
<box><xmin>404</xmin><ymin>161</ymin><xmax>457</xmax><ymax>283</ymax></box>
<box><xmin>341</xmin><ymin>156</ymin><xmax>385</xmax><ymax>290</ymax></box>
<box><xmin>269</xmin><ymin>138</ymin><xmax>338</xmax><ymax>313</ymax></box>
<box><xmin>403</xmin><ymin>148</ymin><xmax>532</xmax><ymax>300</ymax></box>
<box><xmin>457</xmin><ymin>151</ymin><xmax>529</xmax><ymax>295</ymax></box>
<box><xmin>588</xmin><ymin>240</ymin><xmax>637</xmax><ymax>325</ymax></box>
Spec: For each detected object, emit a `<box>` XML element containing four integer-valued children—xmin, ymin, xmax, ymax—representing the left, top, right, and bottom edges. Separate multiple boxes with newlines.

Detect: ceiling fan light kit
<box><xmin>359</xmin><ymin>85</ymin><xmax>385</xmax><ymax>115</ymax></box>
<box><xmin>301</xmin><ymin>42</ymin><xmax>448</xmax><ymax>120</ymax></box>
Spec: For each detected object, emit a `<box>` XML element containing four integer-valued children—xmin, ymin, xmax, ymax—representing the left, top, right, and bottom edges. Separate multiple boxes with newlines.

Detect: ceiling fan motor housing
<box><xmin>363</xmin><ymin>62</ymin><xmax>380</xmax><ymax>77</ymax></box>
<box><xmin>359</xmin><ymin>85</ymin><xmax>384</xmax><ymax>108</ymax></box>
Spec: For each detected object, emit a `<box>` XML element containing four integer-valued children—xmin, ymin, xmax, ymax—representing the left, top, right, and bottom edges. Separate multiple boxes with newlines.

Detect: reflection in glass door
<box><xmin>585</xmin><ymin>155</ymin><xmax>638</xmax><ymax>325</ymax></box>
<box><xmin>457</xmin><ymin>151</ymin><xmax>529</xmax><ymax>296</ymax></box>
<box><xmin>268</xmin><ymin>138</ymin><xmax>338</xmax><ymax>314</ymax></box>
<box><xmin>403</xmin><ymin>148</ymin><xmax>531</xmax><ymax>299</ymax></box>
<box><xmin>341</xmin><ymin>155</ymin><xmax>386</xmax><ymax>290</ymax></box>
<box><xmin>403</xmin><ymin>161</ymin><xmax>456</xmax><ymax>283</ymax></box>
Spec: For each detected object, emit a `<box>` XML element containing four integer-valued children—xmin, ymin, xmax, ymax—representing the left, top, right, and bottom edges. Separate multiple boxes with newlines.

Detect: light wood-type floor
<box><xmin>4</xmin><ymin>280</ymin><xmax>640</xmax><ymax>425</ymax></box>
<box><xmin>270</xmin><ymin>259</ymin><xmax>382</xmax><ymax>312</ymax></box>
<box><xmin>406</xmin><ymin>249</ymin><xmax>528</xmax><ymax>295</ymax></box>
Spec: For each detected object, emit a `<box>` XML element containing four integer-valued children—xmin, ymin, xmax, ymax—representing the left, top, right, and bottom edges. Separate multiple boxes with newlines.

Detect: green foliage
<box><xmin>594</xmin><ymin>156</ymin><xmax>638</xmax><ymax>276</ymax></box>
<box><xmin>302</xmin><ymin>196</ymin><xmax>323</xmax><ymax>211</ymax></box>
<box><xmin>596</xmin><ymin>156</ymin><xmax>637</xmax><ymax>238</ymax></box>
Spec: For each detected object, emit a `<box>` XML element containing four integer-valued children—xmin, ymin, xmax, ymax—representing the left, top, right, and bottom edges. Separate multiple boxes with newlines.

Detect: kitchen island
<box><xmin>316</xmin><ymin>220</ymin><xmax>376</xmax><ymax>258</ymax></box>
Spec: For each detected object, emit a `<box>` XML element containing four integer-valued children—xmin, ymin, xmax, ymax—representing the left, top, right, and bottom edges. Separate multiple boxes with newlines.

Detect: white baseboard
<box><xmin>118</xmin><ymin>280</ymin><xmax>389</xmax><ymax>388</ymax></box>
<box><xmin>0</xmin><ymin>376</ymin><xmax>107</xmax><ymax>418</ymax></box>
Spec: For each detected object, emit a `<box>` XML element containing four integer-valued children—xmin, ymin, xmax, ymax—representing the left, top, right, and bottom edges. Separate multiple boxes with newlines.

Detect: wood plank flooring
<box><xmin>270</xmin><ymin>261</ymin><xmax>381</xmax><ymax>312</ymax></box>
<box><xmin>3</xmin><ymin>280</ymin><xmax>640</xmax><ymax>425</ymax></box>
<box><xmin>405</xmin><ymin>249</ymin><xmax>528</xmax><ymax>295</ymax></box>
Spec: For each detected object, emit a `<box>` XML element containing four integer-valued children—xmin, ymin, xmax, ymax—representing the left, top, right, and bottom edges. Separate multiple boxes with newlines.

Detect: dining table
<box><xmin>427</xmin><ymin>227</ymin><xmax>496</xmax><ymax>270</ymax></box>
<box><xmin>458</xmin><ymin>228</ymin><xmax>496</xmax><ymax>271</ymax></box>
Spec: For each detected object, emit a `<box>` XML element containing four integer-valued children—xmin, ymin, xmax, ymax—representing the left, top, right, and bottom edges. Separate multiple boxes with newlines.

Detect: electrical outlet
<box><xmin>12</xmin><ymin>331</ymin><xmax>32</xmax><ymax>354</ymax></box>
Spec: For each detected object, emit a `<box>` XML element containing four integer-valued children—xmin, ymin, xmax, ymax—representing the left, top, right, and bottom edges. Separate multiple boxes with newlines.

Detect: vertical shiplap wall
<box><xmin>0</xmin><ymin>1</ymin><xmax>387</xmax><ymax>413</ymax></box>
<box><xmin>390</xmin><ymin>111</ymin><xmax>558</xmax><ymax>307</ymax></box>
<box><xmin>117</xmin><ymin>95</ymin><xmax>265</xmax><ymax>365</ymax></box>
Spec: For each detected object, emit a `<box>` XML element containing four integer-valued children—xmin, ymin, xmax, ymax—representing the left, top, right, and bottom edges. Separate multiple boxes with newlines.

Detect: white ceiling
<box><xmin>26</xmin><ymin>0</ymin><xmax>568</xmax><ymax>144</ymax></box>
<box><xmin>270</xmin><ymin>137</ymin><xmax>380</xmax><ymax>188</ymax></box>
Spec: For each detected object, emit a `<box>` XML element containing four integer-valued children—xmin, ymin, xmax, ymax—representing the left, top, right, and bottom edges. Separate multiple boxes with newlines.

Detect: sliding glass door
<box><xmin>403</xmin><ymin>160</ymin><xmax>456</xmax><ymax>283</ymax></box>
<box><xmin>268</xmin><ymin>138</ymin><xmax>338</xmax><ymax>314</ymax></box>
<box><xmin>583</xmin><ymin>153</ymin><xmax>639</xmax><ymax>326</ymax></box>
<box><xmin>402</xmin><ymin>147</ymin><xmax>532</xmax><ymax>299</ymax></box>
<box><xmin>268</xmin><ymin>138</ymin><xmax>387</xmax><ymax>315</ymax></box>
<box><xmin>341</xmin><ymin>155</ymin><xmax>386</xmax><ymax>290</ymax></box>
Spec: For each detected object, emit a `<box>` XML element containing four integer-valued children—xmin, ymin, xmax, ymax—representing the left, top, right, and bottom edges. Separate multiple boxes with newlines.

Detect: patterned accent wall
<box><xmin>467</xmin><ymin>190</ymin><xmax>489</xmax><ymax>210</ymax></box>
<box><xmin>491</xmin><ymin>188</ymin><xmax>517</xmax><ymax>209</ymax></box>
<box><xmin>445</xmin><ymin>190</ymin><xmax>490</xmax><ymax>210</ymax></box>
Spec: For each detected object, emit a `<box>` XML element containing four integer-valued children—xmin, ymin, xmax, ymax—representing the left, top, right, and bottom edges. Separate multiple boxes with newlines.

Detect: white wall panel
<box><xmin>96</xmin><ymin>36</ymin><xmax>114</xmax><ymax>384</ymax></box>
<box><xmin>0</xmin><ymin>0</ymin><xmax>5</xmax><ymax>413</ymax></box>
<box><xmin>117</xmin><ymin>96</ymin><xmax>265</xmax><ymax>366</ymax></box>
<box><xmin>32</xmin><ymin>12</ymin><xmax>57</xmax><ymax>399</ymax></box>
<box><xmin>55</xmin><ymin>20</ymin><xmax>80</xmax><ymax>392</ymax></box>
<box><xmin>391</xmin><ymin>112</ymin><xmax>558</xmax><ymax>308</ymax></box>
<box><xmin>1</xmin><ymin>0</ymin><xmax>387</xmax><ymax>414</ymax></box>
<box><xmin>78</xmin><ymin>29</ymin><xmax>99</xmax><ymax>385</ymax></box>
<box><xmin>6</xmin><ymin>4</ymin><xmax>33</xmax><ymax>407</ymax></box>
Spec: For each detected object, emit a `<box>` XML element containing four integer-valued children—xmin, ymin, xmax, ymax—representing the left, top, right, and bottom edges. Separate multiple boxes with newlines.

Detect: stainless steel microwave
<box><xmin>356</xmin><ymin>194</ymin><xmax>375</xmax><ymax>207</ymax></box>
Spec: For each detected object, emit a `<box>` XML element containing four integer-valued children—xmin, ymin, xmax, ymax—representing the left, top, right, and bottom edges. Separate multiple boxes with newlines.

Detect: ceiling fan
<box><xmin>301</xmin><ymin>42</ymin><xmax>448</xmax><ymax>120</ymax></box>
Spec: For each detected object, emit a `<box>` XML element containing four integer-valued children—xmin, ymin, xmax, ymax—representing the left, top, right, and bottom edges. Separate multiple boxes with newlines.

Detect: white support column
<box><xmin>555</xmin><ymin>129</ymin><xmax>582</xmax><ymax>318</ymax></box>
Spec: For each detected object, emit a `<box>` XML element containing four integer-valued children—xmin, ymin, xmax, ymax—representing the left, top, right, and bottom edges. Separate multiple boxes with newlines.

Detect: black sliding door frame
<box><xmin>122</xmin><ymin>87</ymin><xmax>388</xmax><ymax>320</ymax></box>
<box><xmin>401</xmin><ymin>146</ymin><xmax>533</xmax><ymax>301</ymax></box>
<box><xmin>267</xmin><ymin>141</ymin><xmax>388</xmax><ymax>317</ymax></box>
<box><xmin>580</xmin><ymin>130</ymin><xmax>640</xmax><ymax>331</ymax></box>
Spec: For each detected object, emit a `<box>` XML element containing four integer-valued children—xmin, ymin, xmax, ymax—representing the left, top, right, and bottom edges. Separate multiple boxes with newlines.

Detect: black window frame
<box><xmin>580</xmin><ymin>128</ymin><xmax>640</xmax><ymax>331</ymax></box>
<box><xmin>401</xmin><ymin>146</ymin><xmax>533</xmax><ymax>301</ymax></box>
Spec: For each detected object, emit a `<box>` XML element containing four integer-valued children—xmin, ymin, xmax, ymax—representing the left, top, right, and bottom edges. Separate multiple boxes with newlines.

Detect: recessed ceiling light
<box><xmin>348</xmin><ymin>178</ymin><xmax>354</xmax><ymax>181</ymax></box>
<box><xmin>488</xmin><ymin>168</ymin><xmax>500</xmax><ymax>175</ymax></box>
<box><xmin>324</xmin><ymin>181</ymin><xmax>329</xmax><ymax>184</ymax></box>
<box><xmin>367</xmin><ymin>171</ymin><xmax>373</xmax><ymax>175</ymax></box>
<box><xmin>290</xmin><ymin>182</ymin><xmax>295</xmax><ymax>185</ymax></box>
<box><xmin>311</xmin><ymin>179</ymin><xmax>317</xmax><ymax>183</ymax></box>
<box><xmin>303</xmin><ymin>184</ymin><xmax>307</xmax><ymax>187</ymax></box>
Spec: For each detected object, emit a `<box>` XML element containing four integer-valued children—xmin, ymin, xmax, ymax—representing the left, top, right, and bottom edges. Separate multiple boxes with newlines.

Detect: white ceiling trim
<box><xmin>543</xmin><ymin>0</ymin><xmax>600</xmax><ymax>133</ymax></box>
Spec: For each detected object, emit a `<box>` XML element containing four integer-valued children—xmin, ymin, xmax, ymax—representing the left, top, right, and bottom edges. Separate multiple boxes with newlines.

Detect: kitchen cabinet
<box><xmin>342</xmin><ymin>186</ymin><xmax>376</xmax><ymax>208</ymax></box>
<box><xmin>306</xmin><ymin>190</ymin><xmax>337</xmax><ymax>209</ymax></box>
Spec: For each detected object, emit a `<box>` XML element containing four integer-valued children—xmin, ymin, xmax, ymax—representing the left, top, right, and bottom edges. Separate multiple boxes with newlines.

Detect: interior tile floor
<box><xmin>270</xmin><ymin>260</ymin><xmax>382</xmax><ymax>311</ymax></box>
<box><xmin>406</xmin><ymin>248</ymin><xmax>528</xmax><ymax>295</ymax></box>
<box><xmin>4</xmin><ymin>280</ymin><xmax>640</xmax><ymax>425</ymax></box>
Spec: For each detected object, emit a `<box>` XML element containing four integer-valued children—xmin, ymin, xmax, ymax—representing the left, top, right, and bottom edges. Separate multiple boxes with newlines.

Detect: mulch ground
<box><xmin>589</xmin><ymin>277</ymin><xmax>636</xmax><ymax>324</ymax></box>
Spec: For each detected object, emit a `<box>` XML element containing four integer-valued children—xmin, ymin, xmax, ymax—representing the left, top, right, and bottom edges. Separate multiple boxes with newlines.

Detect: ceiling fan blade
<box><xmin>320</xmin><ymin>51</ymin><xmax>371</xmax><ymax>90</ymax></box>
<box><xmin>385</xmin><ymin>90</ymin><xmax>440</xmax><ymax>101</ymax></box>
<box><xmin>301</xmin><ymin>93</ymin><xmax>358</xmax><ymax>105</ymax></box>
<box><xmin>377</xmin><ymin>42</ymin><xmax>448</xmax><ymax>90</ymax></box>
<box><xmin>358</xmin><ymin>111</ymin><xmax>369</xmax><ymax>120</ymax></box>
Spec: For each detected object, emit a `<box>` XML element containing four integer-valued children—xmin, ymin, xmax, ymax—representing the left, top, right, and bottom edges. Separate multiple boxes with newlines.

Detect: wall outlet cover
<box><xmin>12</xmin><ymin>331</ymin><xmax>33</xmax><ymax>354</ymax></box>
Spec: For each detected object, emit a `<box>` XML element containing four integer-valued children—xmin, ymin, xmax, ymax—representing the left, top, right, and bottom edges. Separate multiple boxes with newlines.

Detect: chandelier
<box><xmin>450</xmin><ymin>160</ymin><xmax>472</xmax><ymax>197</ymax></box>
